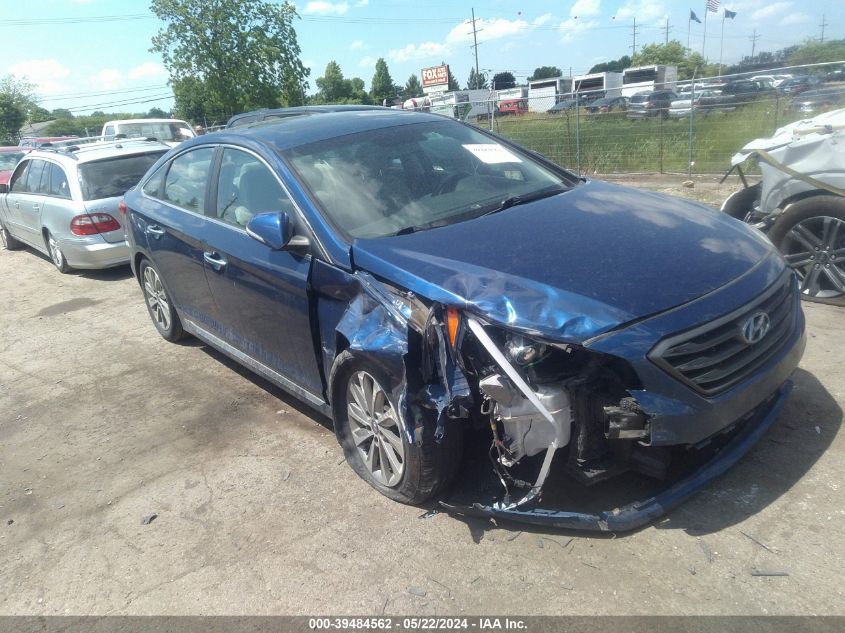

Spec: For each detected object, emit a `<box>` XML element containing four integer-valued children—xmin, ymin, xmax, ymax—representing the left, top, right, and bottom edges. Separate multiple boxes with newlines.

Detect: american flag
<box><xmin>706</xmin><ymin>0</ymin><xmax>720</xmax><ymax>12</ymax></box>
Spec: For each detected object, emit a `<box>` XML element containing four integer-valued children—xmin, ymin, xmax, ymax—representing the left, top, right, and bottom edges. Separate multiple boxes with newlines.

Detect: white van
<box><xmin>101</xmin><ymin>118</ymin><xmax>196</xmax><ymax>148</ymax></box>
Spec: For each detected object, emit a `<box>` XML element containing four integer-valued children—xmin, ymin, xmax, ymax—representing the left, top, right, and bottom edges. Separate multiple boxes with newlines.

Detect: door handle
<box><xmin>203</xmin><ymin>251</ymin><xmax>227</xmax><ymax>272</ymax></box>
<box><xmin>32</xmin><ymin>204</ymin><xmax>40</xmax><ymax>211</ymax></box>
<box><xmin>146</xmin><ymin>225</ymin><xmax>165</xmax><ymax>239</ymax></box>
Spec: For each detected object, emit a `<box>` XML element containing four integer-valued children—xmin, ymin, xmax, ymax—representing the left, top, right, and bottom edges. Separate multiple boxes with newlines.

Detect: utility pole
<box><xmin>468</xmin><ymin>8</ymin><xmax>482</xmax><ymax>89</ymax></box>
<box><xmin>631</xmin><ymin>17</ymin><xmax>639</xmax><ymax>56</ymax></box>
<box><xmin>749</xmin><ymin>29</ymin><xmax>759</xmax><ymax>61</ymax></box>
<box><xmin>819</xmin><ymin>14</ymin><xmax>827</xmax><ymax>43</ymax></box>
<box><xmin>664</xmin><ymin>18</ymin><xmax>671</xmax><ymax>45</ymax></box>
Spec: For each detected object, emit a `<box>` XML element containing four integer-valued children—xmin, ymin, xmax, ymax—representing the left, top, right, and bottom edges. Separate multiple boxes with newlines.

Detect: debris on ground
<box><xmin>418</xmin><ymin>509</ymin><xmax>439</xmax><ymax>519</ymax></box>
<box><xmin>740</xmin><ymin>530</ymin><xmax>775</xmax><ymax>553</ymax></box>
<box><xmin>751</xmin><ymin>570</ymin><xmax>790</xmax><ymax>577</ymax></box>
<box><xmin>506</xmin><ymin>531</ymin><xmax>522</xmax><ymax>542</ymax></box>
<box><xmin>699</xmin><ymin>540</ymin><xmax>714</xmax><ymax>563</ymax></box>
<box><xmin>407</xmin><ymin>586</ymin><xmax>427</xmax><ymax>597</ymax></box>
<box><xmin>6</xmin><ymin>519</ymin><xmax>13</xmax><ymax>526</ymax></box>
<box><xmin>140</xmin><ymin>513</ymin><xmax>158</xmax><ymax>526</ymax></box>
<box><xmin>682</xmin><ymin>180</ymin><xmax>695</xmax><ymax>188</ymax></box>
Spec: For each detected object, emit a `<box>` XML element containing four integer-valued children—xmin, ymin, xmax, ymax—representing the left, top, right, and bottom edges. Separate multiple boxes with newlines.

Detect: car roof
<box><xmin>0</xmin><ymin>146</ymin><xmax>26</xmax><ymax>153</ymax></box>
<box><xmin>105</xmin><ymin>118</ymin><xmax>190</xmax><ymax>125</ymax></box>
<box><xmin>193</xmin><ymin>109</ymin><xmax>446</xmax><ymax>153</ymax></box>
<box><xmin>23</xmin><ymin>140</ymin><xmax>171</xmax><ymax>165</ymax></box>
<box><xmin>226</xmin><ymin>105</ymin><xmax>388</xmax><ymax>128</ymax></box>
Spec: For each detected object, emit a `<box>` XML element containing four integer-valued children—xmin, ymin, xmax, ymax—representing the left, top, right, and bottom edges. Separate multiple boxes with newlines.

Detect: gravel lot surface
<box><xmin>1</xmin><ymin>177</ymin><xmax>842</xmax><ymax>615</ymax></box>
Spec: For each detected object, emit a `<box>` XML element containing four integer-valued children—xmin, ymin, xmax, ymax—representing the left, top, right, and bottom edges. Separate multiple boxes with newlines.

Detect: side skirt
<box><xmin>181</xmin><ymin>316</ymin><xmax>332</xmax><ymax>418</ymax></box>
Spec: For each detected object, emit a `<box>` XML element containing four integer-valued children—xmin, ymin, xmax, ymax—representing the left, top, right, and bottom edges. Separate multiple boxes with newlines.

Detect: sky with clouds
<box><xmin>3</xmin><ymin>0</ymin><xmax>843</xmax><ymax>114</ymax></box>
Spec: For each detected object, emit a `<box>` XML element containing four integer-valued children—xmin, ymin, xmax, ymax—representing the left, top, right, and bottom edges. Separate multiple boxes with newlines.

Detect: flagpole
<box><xmin>719</xmin><ymin>14</ymin><xmax>725</xmax><ymax>76</ymax></box>
<box><xmin>687</xmin><ymin>14</ymin><xmax>691</xmax><ymax>50</ymax></box>
<box><xmin>702</xmin><ymin>2</ymin><xmax>708</xmax><ymax>57</ymax></box>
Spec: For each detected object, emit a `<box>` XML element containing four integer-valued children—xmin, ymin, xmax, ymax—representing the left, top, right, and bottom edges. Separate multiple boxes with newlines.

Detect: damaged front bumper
<box><xmin>441</xmin><ymin>380</ymin><xmax>793</xmax><ymax>532</ymax></box>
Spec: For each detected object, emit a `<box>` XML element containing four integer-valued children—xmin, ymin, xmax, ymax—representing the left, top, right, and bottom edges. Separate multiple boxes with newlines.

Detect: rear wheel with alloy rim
<box><xmin>769</xmin><ymin>196</ymin><xmax>845</xmax><ymax>305</ymax></box>
<box><xmin>46</xmin><ymin>231</ymin><xmax>71</xmax><ymax>273</ymax></box>
<box><xmin>333</xmin><ymin>350</ymin><xmax>463</xmax><ymax>504</ymax></box>
<box><xmin>139</xmin><ymin>258</ymin><xmax>184</xmax><ymax>341</ymax></box>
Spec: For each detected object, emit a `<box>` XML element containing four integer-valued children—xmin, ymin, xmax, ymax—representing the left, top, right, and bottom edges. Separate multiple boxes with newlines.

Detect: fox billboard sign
<box><xmin>421</xmin><ymin>64</ymin><xmax>450</xmax><ymax>92</ymax></box>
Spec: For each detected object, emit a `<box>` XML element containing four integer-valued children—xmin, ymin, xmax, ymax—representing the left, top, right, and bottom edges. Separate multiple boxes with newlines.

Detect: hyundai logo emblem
<box><xmin>741</xmin><ymin>312</ymin><xmax>771</xmax><ymax>345</ymax></box>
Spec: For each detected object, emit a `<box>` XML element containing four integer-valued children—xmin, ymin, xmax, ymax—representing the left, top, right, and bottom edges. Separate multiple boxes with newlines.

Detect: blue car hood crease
<box><xmin>351</xmin><ymin>180</ymin><xmax>776</xmax><ymax>344</ymax></box>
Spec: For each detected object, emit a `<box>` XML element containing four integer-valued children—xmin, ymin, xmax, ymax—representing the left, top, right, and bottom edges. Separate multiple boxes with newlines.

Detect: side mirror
<box><xmin>0</xmin><ymin>183</ymin><xmax>7</xmax><ymax>194</ymax></box>
<box><xmin>246</xmin><ymin>211</ymin><xmax>310</xmax><ymax>252</ymax></box>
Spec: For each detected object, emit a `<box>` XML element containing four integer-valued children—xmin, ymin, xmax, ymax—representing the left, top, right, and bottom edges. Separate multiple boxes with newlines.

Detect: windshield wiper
<box><xmin>478</xmin><ymin>186</ymin><xmax>567</xmax><ymax>218</ymax></box>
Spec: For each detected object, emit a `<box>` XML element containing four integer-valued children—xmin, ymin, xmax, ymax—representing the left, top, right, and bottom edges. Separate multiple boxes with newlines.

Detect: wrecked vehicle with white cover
<box><xmin>123</xmin><ymin>110</ymin><xmax>806</xmax><ymax>531</ymax></box>
<box><xmin>722</xmin><ymin>108</ymin><xmax>845</xmax><ymax>305</ymax></box>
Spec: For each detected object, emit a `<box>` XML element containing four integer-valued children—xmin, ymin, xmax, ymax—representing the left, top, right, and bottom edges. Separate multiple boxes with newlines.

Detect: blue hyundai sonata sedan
<box><xmin>124</xmin><ymin>109</ymin><xmax>805</xmax><ymax>530</ymax></box>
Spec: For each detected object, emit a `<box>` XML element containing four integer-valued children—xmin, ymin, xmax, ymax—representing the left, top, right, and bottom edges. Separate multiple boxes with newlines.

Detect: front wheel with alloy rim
<box><xmin>768</xmin><ymin>196</ymin><xmax>845</xmax><ymax>306</ymax></box>
<box><xmin>46</xmin><ymin>231</ymin><xmax>71</xmax><ymax>273</ymax></box>
<box><xmin>139</xmin><ymin>259</ymin><xmax>184</xmax><ymax>342</ymax></box>
<box><xmin>333</xmin><ymin>350</ymin><xmax>463</xmax><ymax>504</ymax></box>
<box><xmin>1</xmin><ymin>223</ymin><xmax>23</xmax><ymax>250</ymax></box>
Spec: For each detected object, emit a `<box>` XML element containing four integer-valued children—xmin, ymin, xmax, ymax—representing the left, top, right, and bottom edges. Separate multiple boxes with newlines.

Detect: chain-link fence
<box><xmin>412</xmin><ymin>61</ymin><xmax>845</xmax><ymax>177</ymax></box>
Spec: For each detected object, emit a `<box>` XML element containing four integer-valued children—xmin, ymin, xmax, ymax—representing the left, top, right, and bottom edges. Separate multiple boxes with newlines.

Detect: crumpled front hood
<box><xmin>351</xmin><ymin>180</ymin><xmax>776</xmax><ymax>343</ymax></box>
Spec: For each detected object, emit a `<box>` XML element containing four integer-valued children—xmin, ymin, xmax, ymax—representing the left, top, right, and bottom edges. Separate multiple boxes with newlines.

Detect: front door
<box><xmin>201</xmin><ymin>147</ymin><xmax>323</xmax><ymax>397</ymax></box>
<box><xmin>7</xmin><ymin>159</ymin><xmax>48</xmax><ymax>247</ymax></box>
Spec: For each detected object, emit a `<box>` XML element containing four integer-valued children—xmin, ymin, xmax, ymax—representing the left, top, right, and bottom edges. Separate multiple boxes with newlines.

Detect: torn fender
<box><xmin>311</xmin><ymin>259</ymin><xmax>471</xmax><ymax>443</ymax></box>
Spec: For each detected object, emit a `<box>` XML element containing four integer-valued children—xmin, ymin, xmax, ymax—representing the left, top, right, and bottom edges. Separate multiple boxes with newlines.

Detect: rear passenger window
<box><xmin>163</xmin><ymin>148</ymin><xmax>215</xmax><ymax>212</ymax></box>
<box><xmin>22</xmin><ymin>160</ymin><xmax>47</xmax><ymax>194</ymax></box>
<box><xmin>142</xmin><ymin>166</ymin><xmax>166</xmax><ymax>198</ymax></box>
<box><xmin>47</xmin><ymin>163</ymin><xmax>71</xmax><ymax>199</ymax></box>
<box><xmin>215</xmin><ymin>149</ymin><xmax>292</xmax><ymax>228</ymax></box>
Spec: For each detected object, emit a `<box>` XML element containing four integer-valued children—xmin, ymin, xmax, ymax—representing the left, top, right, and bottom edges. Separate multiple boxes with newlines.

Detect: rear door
<box><xmin>132</xmin><ymin>146</ymin><xmax>220</xmax><ymax>330</ymax></box>
<box><xmin>200</xmin><ymin>147</ymin><xmax>323</xmax><ymax>396</ymax></box>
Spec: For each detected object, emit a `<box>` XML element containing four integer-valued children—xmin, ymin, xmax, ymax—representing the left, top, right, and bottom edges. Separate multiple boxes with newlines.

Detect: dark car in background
<box><xmin>626</xmin><ymin>90</ymin><xmax>678</xmax><ymax>118</ymax></box>
<box><xmin>778</xmin><ymin>75</ymin><xmax>821</xmax><ymax>96</ymax></box>
<box><xmin>585</xmin><ymin>96</ymin><xmax>627</xmax><ymax>113</ymax></box>
<box><xmin>720</xmin><ymin>80</ymin><xmax>775</xmax><ymax>103</ymax></box>
<box><xmin>122</xmin><ymin>109</ymin><xmax>805</xmax><ymax>531</ymax></box>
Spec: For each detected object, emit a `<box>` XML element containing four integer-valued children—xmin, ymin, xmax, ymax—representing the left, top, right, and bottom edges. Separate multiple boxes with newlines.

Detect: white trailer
<box><xmin>621</xmin><ymin>65</ymin><xmax>678</xmax><ymax>97</ymax></box>
<box><xmin>528</xmin><ymin>77</ymin><xmax>573</xmax><ymax>113</ymax></box>
<box><xmin>572</xmin><ymin>72</ymin><xmax>623</xmax><ymax>99</ymax></box>
<box><xmin>428</xmin><ymin>90</ymin><xmax>494</xmax><ymax>121</ymax></box>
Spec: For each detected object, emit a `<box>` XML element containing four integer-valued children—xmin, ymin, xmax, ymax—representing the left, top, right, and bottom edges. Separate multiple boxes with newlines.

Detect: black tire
<box><xmin>721</xmin><ymin>183</ymin><xmax>761</xmax><ymax>221</ymax></box>
<box><xmin>332</xmin><ymin>350</ymin><xmax>463</xmax><ymax>505</ymax></box>
<box><xmin>768</xmin><ymin>195</ymin><xmax>845</xmax><ymax>306</ymax></box>
<box><xmin>138</xmin><ymin>258</ymin><xmax>185</xmax><ymax>341</ymax></box>
<box><xmin>0</xmin><ymin>222</ymin><xmax>23</xmax><ymax>250</ymax></box>
<box><xmin>45</xmin><ymin>231</ymin><xmax>71</xmax><ymax>273</ymax></box>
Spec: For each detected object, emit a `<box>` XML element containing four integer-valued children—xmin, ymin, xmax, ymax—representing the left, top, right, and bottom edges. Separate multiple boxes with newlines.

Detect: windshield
<box><xmin>0</xmin><ymin>151</ymin><xmax>24</xmax><ymax>170</ymax></box>
<box><xmin>285</xmin><ymin>121</ymin><xmax>574</xmax><ymax>239</ymax></box>
<box><xmin>79</xmin><ymin>151</ymin><xmax>167</xmax><ymax>200</ymax></box>
<box><xmin>114</xmin><ymin>122</ymin><xmax>194</xmax><ymax>143</ymax></box>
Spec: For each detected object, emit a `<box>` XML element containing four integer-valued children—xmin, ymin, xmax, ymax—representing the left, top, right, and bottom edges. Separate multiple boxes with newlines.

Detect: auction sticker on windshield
<box><xmin>462</xmin><ymin>144</ymin><xmax>523</xmax><ymax>164</ymax></box>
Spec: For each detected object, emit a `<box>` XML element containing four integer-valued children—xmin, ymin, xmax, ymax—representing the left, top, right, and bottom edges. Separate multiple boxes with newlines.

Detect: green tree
<box><xmin>527</xmin><ymin>66</ymin><xmax>562</xmax><ymax>82</ymax></box>
<box><xmin>315</xmin><ymin>61</ymin><xmax>350</xmax><ymax>102</ymax></box>
<box><xmin>588</xmin><ymin>55</ymin><xmax>631</xmax><ymax>73</ymax></box>
<box><xmin>0</xmin><ymin>75</ymin><xmax>37</xmax><ymax>143</ymax></box>
<box><xmin>348</xmin><ymin>77</ymin><xmax>371</xmax><ymax>104</ymax></box>
<box><xmin>171</xmin><ymin>76</ymin><xmax>225</xmax><ymax>124</ymax></box>
<box><xmin>150</xmin><ymin>0</ymin><xmax>309</xmax><ymax>118</ymax></box>
<box><xmin>465</xmin><ymin>67</ymin><xmax>488</xmax><ymax>90</ymax></box>
<box><xmin>632</xmin><ymin>41</ymin><xmax>717</xmax><ymax>79</ymax></box>
<box><xmin>787</xmin><ymin>38</ymin><xmax>845</xmax><ymax>66</ymax></box>
<box><xmin>403</xmin><ymin>74</ymin><xmax>423</xmax><ymax>99</ymax></box>
<box><xmin>28</xmin><ymin>106</ymin><xmax>52</xmax><ymax>123</ymax></box>
<box><xmin>491</xmin><ymin>72</ymin><xmax>516</xmax><ymax>89</ymax></box>
<box><xmin>443</xmin><ymin>62</ymin><xmax>460</xmax><ymax>91</ymax></box>
<box><xmin>147</xmin><ymin>107</ymin><xmax>169</xmax><ymax>118</ymax></box>
<box><xmin>370</xmin><ymin>58</ymin><xmax>396</xmax><ymax>105</ymax></box>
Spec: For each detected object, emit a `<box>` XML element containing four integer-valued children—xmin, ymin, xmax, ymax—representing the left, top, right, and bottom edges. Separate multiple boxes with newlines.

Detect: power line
<box><xmin>38</xmin><ymin>85</ymin><xmax>170</xmax><ymax>104</ymax></box>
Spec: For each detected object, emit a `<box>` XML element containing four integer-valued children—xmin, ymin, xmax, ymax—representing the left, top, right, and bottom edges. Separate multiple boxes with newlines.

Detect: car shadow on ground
<box><xmin>17</xmin><ymin>247</ymin><xmax>135</xmax><ymax>282</ymax></box>
<box><xmin>439</xmin><ymin>368</ymin><xmax>841</xmax><ymax>540</ymax></box>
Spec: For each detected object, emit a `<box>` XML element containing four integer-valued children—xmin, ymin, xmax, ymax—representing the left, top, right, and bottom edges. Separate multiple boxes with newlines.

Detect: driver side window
<box><xmin>214</xmin><ymin>149</ymin><xmax>294</xmax><ymax>228</ymax></box>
